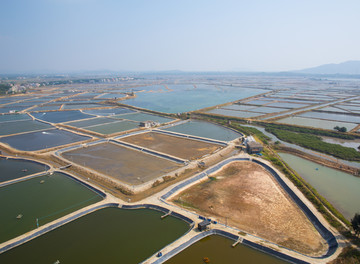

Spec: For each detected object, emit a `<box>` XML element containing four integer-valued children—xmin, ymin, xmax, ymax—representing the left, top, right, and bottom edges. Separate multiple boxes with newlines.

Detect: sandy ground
<box><xmin>121</xmin><ymin>132</ymin><xmax>222</xmax><ymax>160</ymax></box>
<box><xmin>62</xmin><ymin>142</ymin><xmax>181</xmax><ymax>185</ymax></box>
<box><xmin>172</xmin><ymin>161</ymin><xmax>327</xmax><ymax>255</ymax></box>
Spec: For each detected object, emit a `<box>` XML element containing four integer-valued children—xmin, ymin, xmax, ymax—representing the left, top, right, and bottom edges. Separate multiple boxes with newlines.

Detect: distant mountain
<box><xmin>294</xmin><ymin>60</ymin><xmax>360</xmax><ymax>75</ymax></box>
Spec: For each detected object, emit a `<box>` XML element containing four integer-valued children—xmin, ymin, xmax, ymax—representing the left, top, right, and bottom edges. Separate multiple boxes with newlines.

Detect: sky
<box><xmin>1</xmin><ymin>0</ymin><xmax>360</xmax><ymax>73</ymax></box>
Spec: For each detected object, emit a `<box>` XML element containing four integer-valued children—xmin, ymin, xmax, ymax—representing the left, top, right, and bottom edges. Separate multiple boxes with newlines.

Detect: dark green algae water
<box><xmin>0</xmin><ymin>172</ymin><xmax>102</xmax><ymax>243</ymax></box>
<box><xmin>0</xmin><ymin>207</ymin><xmax>190</xmax><ymax>264</ymax></box>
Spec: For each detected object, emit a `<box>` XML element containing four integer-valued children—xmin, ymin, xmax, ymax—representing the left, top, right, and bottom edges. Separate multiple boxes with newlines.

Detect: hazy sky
<box><xmin>1</xmin><ymin>0</ymin><xmax>359</xmax><ymax>73</ymax></box>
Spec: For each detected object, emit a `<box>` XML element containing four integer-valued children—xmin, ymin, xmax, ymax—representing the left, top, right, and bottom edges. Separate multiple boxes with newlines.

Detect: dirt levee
<box><xmin>120</xmin><ymin>132</ymin><xmax>222</xmax><ymax>160</ymax></box>
<box><xmin>172</xmin><ymin>161</ymin><xmax>326</xmax><ymax>255</ymax></box>
<box><xmin>61</xmin><ymin>142</ymin><xmax>181</xmax><ymax>185</ymax></box>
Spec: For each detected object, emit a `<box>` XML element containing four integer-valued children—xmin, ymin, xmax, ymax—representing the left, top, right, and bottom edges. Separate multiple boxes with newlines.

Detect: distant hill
<box><xmin>294</xmin><ymin>61</ymin><xmax>360</xmax><ymax>75</ymax></box>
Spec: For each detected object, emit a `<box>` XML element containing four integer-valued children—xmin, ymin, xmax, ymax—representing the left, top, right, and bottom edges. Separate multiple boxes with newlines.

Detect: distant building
<box><xmin>139</xmin><ymin>120</ymin><xmax>160</xmax><ymax>128</ymax></box>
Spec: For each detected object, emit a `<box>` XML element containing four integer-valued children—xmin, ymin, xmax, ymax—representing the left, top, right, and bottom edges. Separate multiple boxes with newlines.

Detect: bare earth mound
<box><xmin>121</xmin><ymin>132</ymin><xmax>222</xmax><ymax>160</ymax></box>
<box><xmin>172</xmin><ymin>161</ymin><xmax>327</xmax><ymax>255</ymax></box>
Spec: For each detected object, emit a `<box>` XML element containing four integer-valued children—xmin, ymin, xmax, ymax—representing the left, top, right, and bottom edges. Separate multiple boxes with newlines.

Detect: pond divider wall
<box><xmin>110</xmin><ymin>140</ymin><xmax>187</xmax><ymax>164</ymax></box>
<box><xmin>152</xmin><ymin>229</ymin><xmax>310</xmax><ymax>264</ymax></box>
<box><xmin>153</xmin><ymin>129</ymin><xmax>228</xmax><ymax>146</ymax></box>
<box><xmin>160</xmin><ymin>156</ymin><xmax>338</xmax><ymax>260</ymax></box>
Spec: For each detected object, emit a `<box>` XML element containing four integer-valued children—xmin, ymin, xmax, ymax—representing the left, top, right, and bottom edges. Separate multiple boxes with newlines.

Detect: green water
<box><xmin>0</xmin><ymin>172</ymin><xmax>102</xmax><ymax>243</ymax></box>
<box><xmin>279</xmin><ymin>152</ymin><xmax>360</xmax><ymax>219</ymax></box>
<box><xmin>0</xmin><ymin>158</ymin><xmax>48</xmax><ymax>183</ymax></box>
<box><xmin>166</xmin><ymin>235</ymin><xmax>288</xmax><ymax>264</ymax></box>
<box><xmin>0</xmin><ymin>207</ymin><xmax>190</xmax><ymax>264</ymax></box>
<box><xmin>164</xmin><ymin>120</ymin><xmax>241</xmax><ymax>142</ymax></box>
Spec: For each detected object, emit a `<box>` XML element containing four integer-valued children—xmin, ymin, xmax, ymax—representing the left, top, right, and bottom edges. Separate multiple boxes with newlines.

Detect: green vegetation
<box><xmin>331</xmin><ymin>246</ymin><xmax>360</xmax><ymax>264</ymax></box>
<box><xmin>262</xmin><ymin>149</ymin><xmax>350</xmax><ymax>228</ymax></box>
<box><xmin>266</xmin><ymin>127</ymin><xmax>360</xmax><ymax>161</ymax></box>
<box><xmin>0</xmin><ymin>83</ymin><xmax>11</xmax><ymax>94</ymax></box>
<box><xmin>264</xmin><ymin>123</ymin><xmax>356</xmax><ymax>139</ymax></box>
<box><xmin>334</xmin><ymin>126</ymin><xmax>348</xmax><ymax>133</ymax></box>
<box><xmin>352</xmin><ymin>213</ymin><xmax>360</xmax><ymax>236</ymax></box>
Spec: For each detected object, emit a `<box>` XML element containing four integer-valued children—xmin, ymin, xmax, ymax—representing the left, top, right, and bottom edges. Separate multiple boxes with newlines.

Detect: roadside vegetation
<box><xmin>0</xmin><ymin>83</ymin><xmax>11</xmax><ymax>95</ymax></box>
<box><xmin>265</xmin><ymin>127</ymin><xmax>360</xmax><ymax>161</ymax></box>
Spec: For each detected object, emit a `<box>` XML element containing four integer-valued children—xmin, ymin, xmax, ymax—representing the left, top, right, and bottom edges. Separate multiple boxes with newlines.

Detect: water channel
<box><xmin>278</xmin><ymin>153</ymin><xmax>360</xmax><ymax>220</ymax></box>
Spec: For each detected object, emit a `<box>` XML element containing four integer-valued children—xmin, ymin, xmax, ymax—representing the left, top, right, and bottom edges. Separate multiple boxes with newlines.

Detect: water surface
<box><xmin>0</xmin><ymin>158</ymin><xmax>48</xmax><ymax>183</ymax></box>
<box><xmin>166</xmin><ymin>235</ymin><xmax>288</xmax><ymax>264</ymax></box>
<box><xmin>279</xmin><ymin>152</ymin><xmax>360</xmax><ymax>219</ymax></box>
<box><xmin>0</xmin><ymin>207</ymin><xmax>189</xmax><ymax>264</ymax></box>
<box><xmin>164</xmin><ymin>120</ymin><xmax>241</xmax><ymax>141</ymax></box>
<box><xmin>0</xmin><ymin>172</ymin><xmax>102</xmax><ymax>243</ymax></box>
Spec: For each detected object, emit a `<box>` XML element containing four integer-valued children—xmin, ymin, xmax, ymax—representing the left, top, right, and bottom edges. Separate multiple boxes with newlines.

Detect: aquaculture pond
<box><xmin>124</xmin><ymin>86</ymin><xmax>266</xmax><ymax>113</ymax></box>
<box><xmin>0</xmin><ymin>120</ymin><xmax>52</xmax><ymax>136</ymax></box>
<box><xmin>0</xmin><ymin>207</ymin><xmax>190</xmax><ymax>264</ymax></box>
<box><xmin>0</xmin><ymin>129</ymin><xmax>91</xmax><ymax>151</ymax></box>
<box><xmin>0</xmin><ymin>158</ymin><xmax>48</xmax><ymax>183</ymax></box>
<box><xmin>299</xmin><ymin>111</ymin><xmax>360</xmax><ymax>123</ymax></box>
<box><xmin>114</xmin><ymin>112</ymin><xmax>174</xmax><ymax>124</ymax></box>
<box><xmin>31</xmin><ymin>110</ymin><xmax>93</xmax><ymax>123</ymax></box>
<box><xmin>65</xmin><ymin>117</ymin><xmax>118</xmax><ymax>128</ymax></box>
<box><xmin>166</xmin><ymin>235</ymin><xmax>288</xmax><ymax>264</ymax></box>
<box><xmin>276</xmin><ymin>116</ymin><xmax>357</xmax><ymax>131</ymax></box>
<box><xmin>163</xmin><ymin>120</ymin><xmax>241</xmax><ymax>142</ymax></box>
<box><xmin>83</xmin><ymin>107</ymin><xmax>135</xmax><ymax>116</ymax></box>
<box><xmin>0</xmin><ymin>172</ymin><xmax>103</xmax><ymax>243</ymax></box>
<box><xmin>0</xmin><ymin>114</ymin><xmax>31</xmax><ymax>123</ymax></box>
<box><xmin>84</xmin><ymin>120</ymin><xmax>139</xmax><ymax>135</ymax></box>
<box><xmin>206</xmin><ymin>108</ymin><xmax>261</xmax><ymax>118</ymax></box>
<box><xmin>279</xmin><ymin>153</ymin><xmax>360</xmax><ymax>220</ymax></box>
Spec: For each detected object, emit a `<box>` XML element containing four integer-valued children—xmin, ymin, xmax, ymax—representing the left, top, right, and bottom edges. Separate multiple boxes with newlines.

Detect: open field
<box><xmin>172</xmin><ymin>161</ymin><xmax>326</xmax><ymax>255</ymax></box>
<box><xmin>121</xmin><ymin>132</ymin><xmax>223</xmax><ymax>160</ymax></box>
<box><xmin>61</xmin><ymin>142</ymin><xmax>182</xmax><ymax>185</ymax></box>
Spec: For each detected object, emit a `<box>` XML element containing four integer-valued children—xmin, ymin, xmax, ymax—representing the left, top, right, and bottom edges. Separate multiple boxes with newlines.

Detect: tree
<box><xmin>334</xmin><ymin>126</ymin><xmax>347</xmax><ymax>132</ymax></box>
<box><xmin>351</xmin><ymin>213</ymin><xmax>360</xmax><ymax>236</ymax></box>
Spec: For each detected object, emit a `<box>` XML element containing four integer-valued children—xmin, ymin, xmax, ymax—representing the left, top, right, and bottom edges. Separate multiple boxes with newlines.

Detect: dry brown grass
<box><xmin>172</xmin><ymin>161</ymin><xmax>327</xmax><ymax>255</ymax></box>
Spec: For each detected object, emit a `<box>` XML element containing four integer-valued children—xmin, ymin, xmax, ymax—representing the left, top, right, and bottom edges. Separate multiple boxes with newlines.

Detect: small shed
<box><xmin>247</xmin><ymin>141</ymin><xmax>263</xmax><ymax>154</ymax></box>
<box><xmin>198</xmin><ymin>220</ymin><xmax>211</xmax><ymax>231</ymax></box>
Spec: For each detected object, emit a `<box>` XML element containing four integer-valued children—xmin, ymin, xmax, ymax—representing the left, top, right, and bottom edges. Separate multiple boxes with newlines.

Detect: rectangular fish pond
<box><xmin>82</xmin><ymin>120</ymin><xmax>139</xmax><ymax>135</ymax></box>
<box><xmin>0</xmin><ymin>207</ymin><xmax>190</xmax><ymax>264</ymax></box>
<box><xmin>61</xmin><ymin>142</ymin><xmax>182</xmax><ymax>185</ymax></box>
<box><xmin>163</xmin><ymin>120</ymin><xmax>241</xmax><ymax>142</ymax></box>
<box><xmin>0</xmin><ymin>157</ymin><xmax>49</xmax><ymax>183</ymax></box>
<box><xmin>31</xmin><ymin>110</ymin><xmax>94</xmax><ymax>123</ymax></box>
<box><xmin>0</xmin><ymin>128</ymin><xmax>91</xmax><ymax>151</ymax></box>
<box><xmin>165</xmin><ymin>235</ymin><xmax>288</xmax><ymax>264</ymax></box>
<box><xmin>114</xmin><ymin>112</ymin><xmax>174</xmax><ymax>124</ymax></box>
<box><xmin>0</xmin><ymin>172</ymin><xmax>103</xmax><ymax>243</ymax></box>
<box><xmin>0</xmin><ymin>119</ymin><xmax>53</xmax><ymax>136</ymax></box>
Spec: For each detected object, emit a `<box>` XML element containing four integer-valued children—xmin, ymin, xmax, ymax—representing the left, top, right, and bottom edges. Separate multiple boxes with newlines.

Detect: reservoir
<box><xmin>0</xmin><ymin>172</ymin><xmax>102</xmax><ymax>243</ymax></box>
<box><xmin>165</xmin><ymin>235</ymin><xmax>288</xmax><ymax>264</ymax></box>
<box><xmin>0</xmin><ymin>207</ymin><xmax>190</xmax><ymax>264</ymax></box>
<box><xmin>0</xmin><ymin>157</ymin><xmax>48</xmax><ymax>183</ymax></box>
<box><xmin>279</xmin><ymin>152</ymin><xmax>360</xmax><ymax>220</ymax></box>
